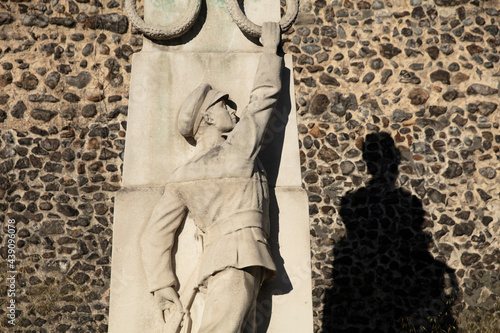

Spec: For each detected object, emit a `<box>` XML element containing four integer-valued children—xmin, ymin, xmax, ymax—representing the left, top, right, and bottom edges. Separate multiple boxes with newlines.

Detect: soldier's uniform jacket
<box><xmin>141</xmin><ymin>52</ymin><xmax>282</xmax><ymax>293</ymax></box>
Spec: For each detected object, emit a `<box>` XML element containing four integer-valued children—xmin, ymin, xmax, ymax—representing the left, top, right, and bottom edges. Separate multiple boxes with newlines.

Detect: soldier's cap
<box><xmin>178</xmin><ymin>83</ymin><xmax>228</xmax><ymax>138</ymax></box>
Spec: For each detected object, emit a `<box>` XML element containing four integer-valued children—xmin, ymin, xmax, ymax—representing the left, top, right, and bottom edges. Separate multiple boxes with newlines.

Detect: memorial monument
<box><xmin>109</xmin><ymin>1</ymin><xmax>313</xmax><ymax>332</ymax></box>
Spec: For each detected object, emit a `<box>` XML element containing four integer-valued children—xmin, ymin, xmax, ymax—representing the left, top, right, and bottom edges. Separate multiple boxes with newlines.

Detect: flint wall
<box><xmin>0</xmin><ymin>0</ymin><xmax>499</xmax><ymax>332</ymax></box>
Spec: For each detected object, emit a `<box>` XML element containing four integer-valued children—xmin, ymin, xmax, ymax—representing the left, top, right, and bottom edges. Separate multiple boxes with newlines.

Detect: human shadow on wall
<box><xmin>322</xmin><ymin>132</ymin><xmax>458</xmax><ymax>333</ymax></box>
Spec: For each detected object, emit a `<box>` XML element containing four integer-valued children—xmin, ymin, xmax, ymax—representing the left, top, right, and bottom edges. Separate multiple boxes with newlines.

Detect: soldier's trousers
<box><xmin>198</xmin><ymin>266</ymin><xmax>263</xmax><ymax>333</ymax></box>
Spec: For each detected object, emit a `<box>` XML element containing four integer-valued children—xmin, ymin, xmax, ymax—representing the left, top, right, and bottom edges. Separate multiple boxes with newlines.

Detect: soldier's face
<box><xmin>207</xmin><ymin>100</ymin><xmax>237</xmax><ymax>133</ymax></box>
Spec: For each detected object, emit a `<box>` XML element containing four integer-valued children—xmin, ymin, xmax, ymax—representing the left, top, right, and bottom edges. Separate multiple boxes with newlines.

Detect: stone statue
<box><xmin>141</xmin><ymin>22</ymin><xmax>283</xmax><ymax>332</ymax></box>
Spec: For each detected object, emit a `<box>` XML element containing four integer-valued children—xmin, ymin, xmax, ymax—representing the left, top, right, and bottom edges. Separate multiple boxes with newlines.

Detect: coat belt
<box><xmin>203</xmin><ymin>210</ymin><xmax>265</xmax><ymax>246</ymax></box>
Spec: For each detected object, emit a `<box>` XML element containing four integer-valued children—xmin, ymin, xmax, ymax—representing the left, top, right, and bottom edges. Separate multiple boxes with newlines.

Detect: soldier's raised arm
<box><xmin>261</xmin><ymin>21</ymin><xmax>281</xmax><ymax>54</ymax></box>
<box><xmin>226</xmin><ymin>22</ymin><xmax>283</xmax><ymax>161</ymax></box>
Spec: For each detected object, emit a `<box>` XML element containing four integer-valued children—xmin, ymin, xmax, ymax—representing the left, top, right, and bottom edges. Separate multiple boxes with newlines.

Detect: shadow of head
<box><xmin>362</xmin><ymin>132</ymin><xmax>401</xmax><ymax>183</ymax></box>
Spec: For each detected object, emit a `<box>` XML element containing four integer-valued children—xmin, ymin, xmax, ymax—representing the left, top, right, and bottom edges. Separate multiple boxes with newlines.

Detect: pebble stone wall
<box><xmin>0</xmin><ymin>0</ymin><xmax>498</xmax><ymax>332</ymax></box>
<box><xmin>0</xmin><ymin>0</ymin><xmax>139</xmax><ymax>331</ymax></box>
<box><xmin>286</xmin><ymin>0</ymin><xmax>500</xmax><ymax>332</ymax></box>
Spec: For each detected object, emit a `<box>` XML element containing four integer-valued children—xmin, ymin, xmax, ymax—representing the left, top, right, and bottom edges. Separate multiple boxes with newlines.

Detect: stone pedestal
<box><xmin>109</xmin><ymin>1</ymin><xmax>313</xmax><ymax>331</ymax></box>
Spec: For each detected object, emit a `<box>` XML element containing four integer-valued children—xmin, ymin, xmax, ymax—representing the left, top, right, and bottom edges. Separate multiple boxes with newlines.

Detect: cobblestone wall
<box><xmin>0</xmin><ymin>0</ymin><xmax>140</xmax><ymax>331</ymax></box>
<box><xmin>0</xmin><ymin>0</ymin><xmax>499</xmax><ymax>332</ymax></box>
<box><xmin>285</xmin><ymin>0</ymin><xmax>500</xmax><ymax>332</ymax></box>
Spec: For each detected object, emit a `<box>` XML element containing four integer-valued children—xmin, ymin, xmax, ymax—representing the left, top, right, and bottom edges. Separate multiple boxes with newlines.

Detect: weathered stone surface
<box><xmin>391</xmin><ymin>109</ymin><xmax>410</xmax><ymax>122</ymax></box>
<box><xmin>44</xmin><ymin>162</ymin><xmax>63</xmax><ymax>173</ymax></box>
<box><xmin>49</xmin><ymin>17</ymin><xmax>77</xmax><ymax>28</ymax></box>
<box><xmin>63</xmin><ymin>93</ymin><xmax>81</xmax><ymax>103</ymax></box>
<box><xmin>45</xmin><ymin>71</ymin><xmax>61</xmax><ymax>89</ymax></box>
<box><xmin>369</xmin><ymin>58</ymin><xmax>384</xmax><ymax>70</ymax></box>
<box><xmin>434</xmin><ymin>0</ymin><xmax>470</xmax><ymax>6</ymax></box>
<box><xmin>429</xmin><ymin>106</ymin><xmax>447</xmax><ymax>117</ymax></box>
<box><xmin>70</xmin><ymin>33</ymin><xmax>85</xmax><ymax>42</ymax></box>
<box><xmin>430</xmin><ymin>70</ymin><xmax>451</xmax><ymax>84</ymax></box>
<box><xmin>432</xmin><ymin>140</ymin><xmax>446</xmax><ymax>152</ymax></box>
<box><xmin>394</xmin><ymin>11</ymin><xmax>410</xmax><ymax>18</ymax></box>
<box><xmin>453</xmin><ymin>222</ymin><xmax>475</xmax><ymax>236</ymax></box>
<box><xmin>484</xmin><ymin>25</ymin><xmax>499</xmax><ymax>37</ymax></box>
<box><xmin>0</xmin><ymin>13</ymin><xmax>14</xmax><ymax>26</ymax></box>
<box><xmin>428</xmin><ymin>188</ymin><xmax>446</xmax><ymax>203</ymax></box>
<box><xmin>0</xmin><ymin>72</ymin><xmax>13</xmax><ymax>87</ymax></box>
<box><xmin>40</xmin><ymin>220</ymin><xmax>65</xmax><ymax>235</ymax></box>
<box><xmin>331</xmin><ymin>93</ymin><xmax>357</xmax><ymax>117</ymax></box>
<box><xmin>451</xmin><ymin>72</ymin><xmax>469</xmax><ymax>85</ymax></box>
<box><xmin>0</xmin><ymin>160</ymin><xmax>14</xmax><ymax>174</ymax></box>
<box><xmin>466</xmin><ymin>44</ymin><xmax>484</xmax><ymax>55</ymax></box>
<box><xmin>56</xmin><ymin>204</ymin><xmax>79</xmax><ymax>217</ymax></box>
<box><xmin>462</xmin><ymin>32</ymin><xmax>483</xmax><ymax>43</ymax></box>
<box><xmin>99</xmin><ymin>148</ymin><xmax>118</xmax><ymax>160</ymax></box>
<box><xmin>441</xmin><ymin>33</ymin><xmax>456</xmax><ymax>44</ymax></box>
<box><xmin>443</xmin><ymin>161</ymin><xmax>462</xmax><ymax>178</ymax></box>
<box><xmin>82</xmin><ymin>104</ymin><xmax>98</xmax><ymax>118</ymax></box>
<box><xmin>340</xmin><ymin>161</ymin><xmax>355</xmax><ymax>175</ymax></box>
<box><xmin>11</xmin><ymin>101</ymin><xmax>27</xmax><ymax>118</ymax></box>
<box><xmin>467</xmin><ymin>102</ymin><xmax>498</xmax><ymax>116</ymax></box>
<box><xmin>476</xmin><ymin>189</ymin><xmax>492</xmax><ymax>203</ymax></box>
<box><xmin>28</xmin><ymin>94</ymin><xmax>60</xmax><ymax>103</ymax></box>
<box><xmin>318</xmin><ymin>146</ymin><xmax>340</xmax><ymax>162</ymax></box>
<box><xmin>31</xmin><ymin>109</ymin><xmax>57</xmax><ymax>122</ymax></box>
<box><xmin>41</xmin><ymin>139</ymin><xmax>60</xmax><ymax>151</ymax></box>
<box><xmin>400</xmin><ymin>71</ymin><xmax>421</xmax><ymax>84</ymax></box>
<box><xmin>21</xmin><ymin>14</ymin><xmax>49</xmax><ymax>28</ymax></box>
<box><xmin>57</xmin><ymin>64</ymin><xmax>72</xmax><ymax>74</ymax></box>
<box><xmin>102</xmin><ymin>182</ymin><xmax>120</xmax><ymax>191</ymax></box>
<box><xmin>82</xmin><ymin>43</ymin><xmax>94</xmax><ymax>57</ymax></box>
<box><xmin>362</xmin><ymin>72</ymin><xmax>375</xmax><ymax>84</ymax></box>
<box><xmin>426</xmin><ymin>46</ymin><xmax>440</xmax><ymax>59</ymax></box>
<box><xmin>85</xmin><ymin>14</ymin><xmax>128</xmax><ymax>34</ymax></box>
<box><xmin>466</xmin><ymin>84</ymin><xmax>498</xmax><ymax>96</ymax></box>
<box><xmin>0</xmin><ymin>94</ymin><xmax>9</xmax><ymax>105</ymax></box>
<box><xmin>442</xmin><ymin>89</ymin><xmax>461</xmax><ymax>102</ymax></box>
<box><xmin>359</xmin><ymin>47</ymin><xmax>377</xmax><ymax>58</ymax></box>
<box><xmin>301</xmin><ymin>45</ymin><xmax>321</xmax><ymax>55</ymax></box>
<box><xmin>62</xmin><ymin>148</ymin><xmax>76</xmax><ymax>162</ymax></box>
<box><xmin>461</xmin><ymin>252</ymin><xmax>480</xmax><ymax>266</ymax></box>
<box><xmin>379</xmin><ymin>43</ymin><xmax>402</xmax><ymax>59</ymax></box>
<box><xmin>380</xmin><ymin>69</ymin><xmax>393</xmax><ymax>84</ymax></box>
<box><xmin>412</xmin><ymin>6</ymin><xmax>426</xmax><ymax>19</ymax></box>
<box><xmin>65</xmin><ymin>72</ymin><xmax>92</xmax><ymax>88</ymax></box>
<box><xmin>297</xmin><ymin>54</ymin><xmax>314</xmax><ymax>65</ymax></box>
<box><xmin>408</xmin><ymin>88</ymin><xmax>429</xmax><ymax>105</ymax></box>
<box><xmin>319</xmin><ymin>74</ymin><xmax>340</xmax><ymax>86</ymax></box>
<box><xmin>478</xmin><ymin>167</ymin><xmax>496</xmax><ymax>179</ymax></box>
<box><xmin>89</xmin><ymin>126</ymin><xmax>109</xmax><ymax>138</ymax></box>
<box><xmin>16</xmin><ymin>72</ymin><xmax>39</xmax><ymax>90</ymax></box>
<box><xmin>0</xmin><ymin>147</ymin><xmax>15</xmax><ymax>159</ymax></box>
<box><xmin>310</xmin><ymin>94</ymin><xmax>330</xmax><ymax>115</ymax></box>
<box><xmin>320</xmin><ymin>26</ymin><xmax>337</xmax><ymax>37</ymax></box>
<box><xmin>294</xmin><ymin>12</ymin><xmax>315</xmax><ymax>25</ymax></box>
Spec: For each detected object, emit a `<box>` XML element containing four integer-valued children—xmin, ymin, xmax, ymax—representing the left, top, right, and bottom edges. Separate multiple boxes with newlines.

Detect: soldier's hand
<box><xmin>154</xmin><ymin>287</ymin><xmax>183</xmax><ymax>314</ymax></box>
<box><xmin>261</xmin><ymin>22</ymin><xmax>281</xmax><ymax>53</ymax></box>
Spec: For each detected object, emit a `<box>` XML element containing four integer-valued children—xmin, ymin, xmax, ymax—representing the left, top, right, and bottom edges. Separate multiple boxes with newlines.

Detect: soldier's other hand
<box><xmin>260</xmin><ymin>22</ymin><xmax>280</xmax><ymax>53</ymax></box>
<box><xmin>154</xmin><ymin>287</ymin><xmax>183</xmax><ymax>314</ymax></box>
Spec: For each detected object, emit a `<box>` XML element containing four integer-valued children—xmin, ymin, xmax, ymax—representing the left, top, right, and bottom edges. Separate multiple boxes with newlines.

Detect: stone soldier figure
<box><xmin>141</xmin><ymin>22</ymin><xmax>282</xmax><ymax>332</ymax></box>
